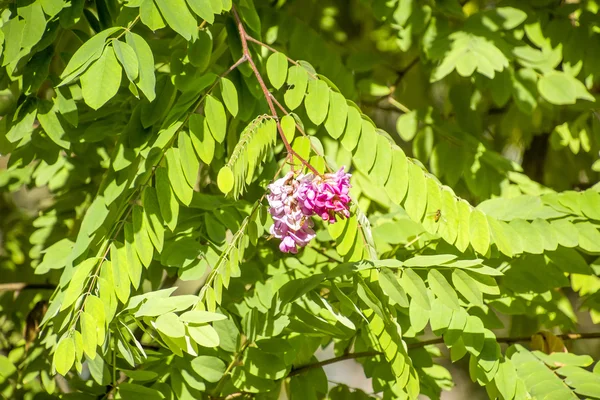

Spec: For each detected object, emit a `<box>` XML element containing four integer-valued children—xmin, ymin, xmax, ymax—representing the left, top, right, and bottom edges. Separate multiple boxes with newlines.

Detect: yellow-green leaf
<box><xmin>469</xmin><ymin>209</ymin><xmax>490</xmax><ymax>255</ymax></box>
<box><xmin>284</xmin><ymin>65</ymin><xmax>308</xmax><ymax>110</ymax></box>
<box><xmin>54</xmin><ymin>336</ymin><xmax>75</xmax><ymax>376</ymax></box>
<box><xmin>205</xmin><ymin>95</ymin><xmax>227</xmax><ymax>143</ymax></box>
<box><xmin>217</xmin><ymin>166</ymin><xmax>234</xmax><ymax>194</ymax></box>
<box><xmin>266</xmin><ymin>52</ymin><xmax>288</xmax><ymax>90</ymax></box>
<box><xmin>280</xmin><ymin>114</ymin><xmax>295</xmax><ymax>143</ymax></box>
<box><xmin>404</xmin><ymin>163</ymin><xmax>428</xmax><ymax>222</ymax></box>
<box><xmin>220</xmin><ymin>77</ymin><xmax>238</xmax><ymax>117</ymax></box>
<box><xmin>80</xmin><ymin>311</ymin><xmax>98</xmax><ymax>359</ymax></box>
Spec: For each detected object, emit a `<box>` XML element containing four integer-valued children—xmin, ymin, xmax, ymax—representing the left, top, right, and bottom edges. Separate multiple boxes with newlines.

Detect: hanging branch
<box><xmin>287</xmin><ymin>331</ymin><xmax>600</xmax><ymax>377</ymax></box>
<box><xmin>231</xmin><ymin>6</ymin><xmax>319</xmax><ymax>176</ymax></box>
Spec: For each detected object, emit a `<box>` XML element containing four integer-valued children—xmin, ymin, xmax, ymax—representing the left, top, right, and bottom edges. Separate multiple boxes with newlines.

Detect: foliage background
<box><xmin>1</xmin><ymin>0</ymin><xmax>600</xmax><ymax>399</ymax></box>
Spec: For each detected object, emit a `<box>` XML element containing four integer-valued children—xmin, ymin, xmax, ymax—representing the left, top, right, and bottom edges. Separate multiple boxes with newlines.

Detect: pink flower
<box><xmin>266</xmin><ymin>167</ymin><xmax>351</xmax><ymax>253</ymax></box>
<box><xmin>267</xmin><ymin>172</ymin><xmax>316</xmax><ymax>253</ymax></box>
<box><xmin>296</xmin><ymin>167</ymin><xmax>351</xmax><ymax>223</ymax></box>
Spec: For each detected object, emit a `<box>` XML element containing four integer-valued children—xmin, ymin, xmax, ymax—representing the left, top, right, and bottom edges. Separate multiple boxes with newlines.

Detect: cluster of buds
<box><xmin>267</xmin><ymin>167</ymin><xmax>351</xmax><ymax>253</ymax></box>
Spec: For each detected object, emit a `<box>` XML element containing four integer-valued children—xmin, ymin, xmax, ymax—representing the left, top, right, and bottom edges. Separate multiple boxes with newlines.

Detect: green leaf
<box><xmin>156</xmin><ymin>167</ymin><xmax>179</xmax><ymax>231</ymax></box>
<box><xmin>126</xmin><ymin>32</ymin><xmax>156</xmax><ymax>101</ymax></box>
<box><xmin>404</xmin><ymin>254</ymin><xmax>457</xmax><ymax>267</ymax></box>
<box><xmin>37</xmin><ymin>102</ymin><xmax>70</xmax><ymax>149</ymax></box>
<box><xmin>370</xmin><ymin>136</ymin><xmax>393</xmax><ymax>187</ymax></box>
<box><xmin>324</xmin><ymin>90</ymin><xmax>348</xmax><ymax>139</ymax></box>
<box><xmin>141</xmin><ymin>187</ymin><xmax>165</xmax><ymax>255</ymax></box>
<box><xmin>118</xmin><ymin>383</ymin><xmax>164</xmax><ymax>400</ymax></box>
<box><xmin>220</xmin><ymin>77</ymin><xmax>238</xmax><ymax>117</ymax></box>
<box><xmin>187</xmin><ymin>324</ymin><xmax>220</xmax><ymax>347</ymax></box>
<box><xmin>54</xmin><ymin>336</ymin><xmax>75</xmax><ymax>376</ymax></box>
<box><xmin>550</xmin><ymin>219</ymin><xmax>578</xmax><ymax>248</ymax></box>
<box><xmin>353</xmin><ymin>119</ymin><xmax>377</xmax><ymax>173</ymax></box>
<box><xmin>132</xmin><ymin>206</ymin><xmax>154</xmax><ymax>267</ymax></box>
<box><xmin>59</xmin><ymin>27</ymin><xmax>120</xmax><ymax>83</ymax></box>
<box><xmin>404</xmin><ymin>163</ymin><xmax>428</xmax><ymax>222</ymax></box>
<box><xmin>341</xmin><ymin>105</ymin><xmax>362</xmax><ymax>152</ymax></box>
<box><xmin>396</xmin><ymin>110</ymin><xmax>418</xmax><ymax>142</ymax></box>
<box><xmin>378</xmin><ymin>268</ymin><xmax>409</xmax><ymax>308</ymax></box>
<box><xmin>140</xmin><ymin>0</ymin><xmax>166</xmax><ymax>30</ymax></box>
<box><xmin>80</xmin><ymin>46</ymin><xmax>122</xmax><ymax>110</ymax></box>
<box><xmin>487</xmin><ymin>216</ymin><xmax>514</xmax><ymax>257</ymax></box>
<box><xmin>191</xmin><ymin>356</ymin><xmax>226</xmax><ymax>383</ymax></box>
<box><xmin>580</xmin><ymin>190</ymin><xmax>600</xmax><ymax>220</ymax></box>
<box><xmin>495</xmin><ymin>359</ymin><xmax>518</xmax><ymax>400</ymax></box>
<box><xmin>469</xmin><ymin>209</ymin><xmax>490</xmax><ymax>255</ymax></box>
<box><xmin>428</xmin><ymin>269</ymin><xmax>460</xmax><ymax>310</ymax></box>
<box><xmin>112</xmin><ymin>40</ymin><xmax>139</xmax><ymax>82</ymax></box>
<box><xmin>154</xmin><ymin>0</ymin><xmax>198</xmax><ymax>40</ymax></box>
<box><xmin>166</xmin><ymin>148</ymin><xmax>194</xmax><ymax>205</ymax></box>
<box><xmin>538</xmin><ymin>71</ymin><xmax>594</xmax><ymax>105</ymax></box>
<box><xmin>217</xmin><ymin>166</ymin><xmax>234</xmax><ymax>194</ymax></box>
<box><xmin>305</xmin><ymin>80</ymin><xmax>330</xmax><ymax>125</ymax></box>
<box><xmin>61</xmin><ymin>258</ymin><xmax>97</xmax><ymax>310</ymax></box>
<box><xmin>452</xmin><ymin>269</ymin><xmax>483</xmax><ymax>308</ymax></box>
<box><xmin>284</xmin><ymin>65</ymin><xmax>308</xmax><ymax>110</ymax></box>
<box><xmin>205</xmin><ymin>95</ymin><xmax>227</xmax><ymax>143</ymax></box>
<box><xmin>186</xmin><ymin>0</ymin><xmax>215</xmax><ymax>23</ymax></box>
<box><xmin>80</xmin><ymin>311</ymin><xmax>98</xmax><ymax>359</ymax></box>
<box><xmin>509</xmin><ymin>219</ymin><xmax>544</xmax><ymax>254</ymax></box>
<box><xmin>462</xmin><ymin>316</ymin><xmax>485</xmax><ymax>356</ymax></box>
<box><xmin>455</xmin><ymin>200</ymin><xmax>471</xmax><ymax>252</ymax></box>
<box><xmin>244</xmin><ymin>347</ymin><xmax>288</xmax><ymax>380</ymax></box>
<box><xmin>155</xmin><ymin>312</ymin><xmax>186</xmax><ymax>338</ymax></box>
<box><xmin>401</xmin><ymin>268</ymin><xmax>430</xmax><ymax>310</ymax></box>
<box><xmin>85</xmin><ymin>295</ymin><xmax>106</xmax><ymax>346</ymax></box>
<box><xmin>18</xmin><ymin>2</ymin><xmax>46</xmax><ymax>48</ymax></box>
<box><xmin>431</xmin><ymin>31</ymin><xmax>509</xmax><ymax>81</ymax></box>
<box><xmin>266</xmin><ymin>52</ymin><xmax>288</xmax><ymax>90</ymax></box>
<box><xmin>189</xmin><ymin>114</ymin><xmax>215</xmax><ymax>164</ymax></box>
<box><xmin>280</xmin><ymin>114</ymin><xmax>295</xmax><ymax>143</ymax></box>
<box><xmin>385</xmin><ymin>147</ymin><xmax>409</xmax><ymax>204</ymax></box>
<box><xmin>110</xmin><ymin>242</ymin><xmax>131</xmax><ymax>304</ymax></box>
<box><xmin>178</xmin><ymin>131</ymin><xmax>200</xmax><ymax>188</ymax></box>
<box><xmin>430</xmin><ymin>298</ymin><xmax>454</xmax><ymax>335</ymax></box>
<box><xmin>180</xmin><ymin>311</ymin><xmax>227</xmax><ymax>323</ymax></box>
<box><xmin>188</xmin><ymin>29</ymin><xmax>213</xmax><ymax>71</ymax></box>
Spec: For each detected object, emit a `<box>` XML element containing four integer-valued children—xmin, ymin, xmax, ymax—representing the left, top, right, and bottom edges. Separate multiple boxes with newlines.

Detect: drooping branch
<box><xmin>0</xmin><ymin>282</ymin><xmax>56</xmax><ymax>291</ymax></box>
<box><xmin>287</xmin><ymin>331</ymin><xmax>600</xmax><ymax>377</ymax></box>
<box><xmin>231</xmin><ymin>6</ymin><xmax>319</xmax><ymax>176</ymax></box>
<box><xmin>288</xmin><ymin>351</ymin><xmax>381</xmax><ymax>377</ymax></box>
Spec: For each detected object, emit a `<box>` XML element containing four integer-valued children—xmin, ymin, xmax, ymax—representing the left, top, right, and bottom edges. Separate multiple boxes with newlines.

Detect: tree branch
<box><xmin>0</xmin><ymin>283</ymin><xmax>56</xmax><ymax>291</ymax></box>
<box><xmin>287</xmin><ymin>332</ymin><xmax>600</xmax><ymax>377</ymax></box>
<box><xmin>288</xmin><ymin>351</ymin><xmax>381</xmax><ymax>377</ymax></box>
<box><xmin>231</xmin><ymin>6</ymin><xmax>320</xmax><ymax>176</ymax></box>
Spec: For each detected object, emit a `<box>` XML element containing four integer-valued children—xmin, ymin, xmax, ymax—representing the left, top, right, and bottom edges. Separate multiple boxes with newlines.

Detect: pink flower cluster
<box><xmin>267</xmin><ymin>167</ymin><xmax>351</xmax><ymax>253</ymax></box>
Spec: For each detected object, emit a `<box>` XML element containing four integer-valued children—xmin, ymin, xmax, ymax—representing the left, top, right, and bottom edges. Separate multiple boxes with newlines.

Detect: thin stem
<box><xmin>0</xmin><ymin>283</ymin><xmax>56</xmax><ymax>291</ymax></box>
<box><xmin>114</xmin><ymin>15</ymin><xmax>141</xmax><ymax>41</ymax></box>
<box><xmin>288</xmin><ymin>331</ymin><xmax>600</xmax><ymax>377</ymax></box>
<box><xmin>244</xmin><ymin>36</ymin><xmax>318</xmax><ymax>80</ymax></box>
<box><xmin>211</xmin><ymin>340</ymin><xmax>250</xmax><ymax>398</ymax></box>
<box><xmin>63</xmin><ymin>56</ymin><xmax>248</xmax><ymax>334</ymax></box>
<box><xmin>408</xmin><ymin>332</ymin><xmax>600</xmax><ymax>349</ymax></box>
<box><xmin>288</xmin><ymin>351</ymin><xmax>380</xmax><ymax>377</ymax></box>
<box><xmin>269</xmin><ymin>93</ymin><xmax>333</xmax><ymax>173</ymax></box>
<box><xmin>231</xmin><ymin>6</ymin><xmax>320</xmax><ymax>176</ymax></box>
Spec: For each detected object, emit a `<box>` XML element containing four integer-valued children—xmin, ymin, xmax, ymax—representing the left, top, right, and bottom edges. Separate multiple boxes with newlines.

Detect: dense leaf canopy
<box><xmin>1</xmin><ymin>0</ymin><xmax>600</xmax><ymax>399</ymax></box>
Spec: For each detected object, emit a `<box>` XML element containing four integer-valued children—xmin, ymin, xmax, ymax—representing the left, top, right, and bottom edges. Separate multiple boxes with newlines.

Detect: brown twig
<box><xmin>231</xmin><ymin>6</ymin><xmax>319</xmax><ymax>176</ymax></box>
<box><xmin>269</xmin><ymin>93</ymin><xmax>333</xmax><ymax>172</ymax></box>
<box><xmin>288</xmin><ymin>351</ymin><xmax>380</xmax><ymax>377</ymax></box>
<box><xmin>287</xmin><ymin>332</ymin><xmax>600</xmax><ymax>377</ymax></box>
<box><xmin>0</xmin><ymin>283</ymin><xmax>56</xmax><ymax>291</ymax></box>
<box><xmin>211</xmin><ymin>340</ymin><xmax>250</xmax><ymax>398</ymax></box>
